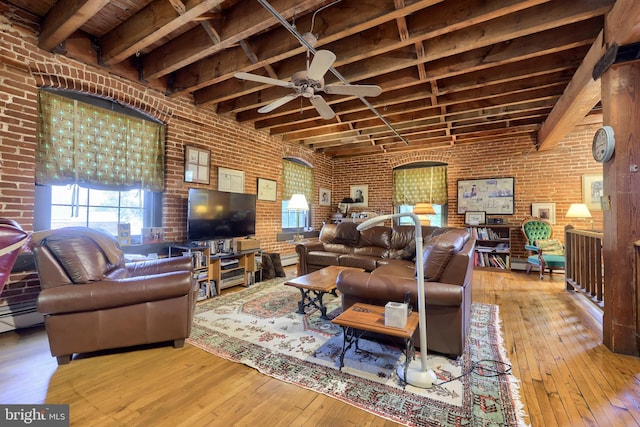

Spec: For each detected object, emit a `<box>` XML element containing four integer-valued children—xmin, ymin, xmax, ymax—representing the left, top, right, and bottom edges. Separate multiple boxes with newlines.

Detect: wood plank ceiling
<box><xmin>7</xmin><ymin>0</ymin><xmax>615</xmax><ymax>158</ymax></box>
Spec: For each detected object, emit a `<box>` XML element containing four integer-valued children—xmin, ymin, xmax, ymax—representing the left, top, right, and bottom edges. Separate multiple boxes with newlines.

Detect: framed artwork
<box><xmin>184</xmin><ymin>146</ymin><xmax>210</xmax><ymax>184</ymax></box>
<box><xmin>457</xmin><ymin>177</ymin><xmax>514</xmax><ymax>215</ymax></box>
<box><xmin>257</xmin><ymin>178</ymin><xmax>277</xmax><ymax>201</ymax></box>
<box><xmin>532</xmin><ymin>202</ymin><xmax>556</xmax><ymax>224</ymax></box>
<box><xmin>582</xmin><ymin>174</ymin><xmax>603</xmax><ymax>211</ymax></box>
<box><xmin>319</xmin><ymin>188</ymin><xmax>331</xmax><ymax>206</ymax></box>
<box><xmin>218</xmin><ymin>167</ymin><xmax>245</xmax><ymax>193</ymax></box>
<box><xmin>350</xmin><ymin>184</ymin><xmax>368</xmax><ymax>207</ymax></box>
<box><xmin>464</xmin><ymin>211</ymin><xmax>486</xmax><ymax>225</ymax></box>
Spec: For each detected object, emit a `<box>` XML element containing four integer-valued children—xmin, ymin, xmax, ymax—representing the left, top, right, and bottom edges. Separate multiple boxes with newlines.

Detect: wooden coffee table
<box><xmin>331</xmin><ymin>302</ymin><xmax>419</xmax><ymax>385</ymax></box>
<box><xmin>284</xmin><ymin>265</ymin><xmax>364</xmax><ymax>319</ymax></box>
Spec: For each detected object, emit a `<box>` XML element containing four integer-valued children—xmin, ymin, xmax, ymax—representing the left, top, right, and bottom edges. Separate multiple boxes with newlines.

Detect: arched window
<box><xmin>393</xmin><ymin>162</ymin><xmax>448</xmax><ymax>226</ymax></box>
<box><xmin>281</xmin><ymin>158</ymin><xmax>314</xmax><ymax>231</ymax></box>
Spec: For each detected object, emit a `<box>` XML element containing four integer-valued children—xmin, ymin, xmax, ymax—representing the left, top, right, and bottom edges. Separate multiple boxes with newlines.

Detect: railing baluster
<box><xmin>565</xmin><ymin>226</ymin><xmax>604</xmax><ymax>310</ymax></box>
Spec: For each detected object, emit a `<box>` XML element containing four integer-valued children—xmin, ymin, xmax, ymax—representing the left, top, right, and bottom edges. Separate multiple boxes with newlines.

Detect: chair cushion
<box><xmin>528</xmin><ymin>254</ymin><xmax>565</xmax><ymax>268</ymax></box>
<box><xmin>535</xmin><ymin>239</ymin><xmax>564</xmax><ymax>255</ymax></box>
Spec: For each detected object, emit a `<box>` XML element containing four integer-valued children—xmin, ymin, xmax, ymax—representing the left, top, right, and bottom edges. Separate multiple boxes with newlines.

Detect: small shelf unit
<box><xmin>467</xmin><ymin>224</ymin><xmax>513</xmax><ymax>271</ymax></box>
<box><xmin>169</xmin><ymin>245</ymin><xmax>262</xmax><ymax>300</ymax></box>
<box><xmin>209</xmin><ymin>250</ymin><xmax>261</xmax><ymax>296</ymax></box>
<box><xmin>169</xmin><ymin>245</ymin><xmax>213</xmax><ymax>300</ymax></box>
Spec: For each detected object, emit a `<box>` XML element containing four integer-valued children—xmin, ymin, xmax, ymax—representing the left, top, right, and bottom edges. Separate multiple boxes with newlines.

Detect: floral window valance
<box><xmin>392</xmin><ymin>165</ymin><xmax>448</xmax><ymax>206</ymax></box>
<box><xmin>36</xmin><ymin>90</ymin><xmax>165</xmax><ymax>192</ymax></box>
<box><xmin>282</xmin><ymin>159</ymin><xmax>313</xmax><ymax>202</ymax></box>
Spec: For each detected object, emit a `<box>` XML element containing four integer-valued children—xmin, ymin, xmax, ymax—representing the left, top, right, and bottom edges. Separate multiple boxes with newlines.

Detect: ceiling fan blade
<box><xmin>309</xmin><ymin>95</ymin><xmax>335</xmax><ymax>120</ymax></box>
<box><xmin>307</xmin><ymin>50</ymin><xmax>336</xmax><ymax>81</ymax></box>
<box><xmin>324</xmin><ymin>84</ymin><xmax>382</xmax><ymax>97</ymax></box>
<box><xmin>234</xmin><ymin>72</ymin><xmax>293</xmax><ymax>89</ymax></box>
<box><xmin>258</xmin><ymin>93</ymin><xmax>300</xmax><ymax>113</ymax></box>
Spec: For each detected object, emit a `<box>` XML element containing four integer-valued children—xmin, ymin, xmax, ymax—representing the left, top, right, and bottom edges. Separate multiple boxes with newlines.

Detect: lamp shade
<box><xmin>566</xmin><ymin>203</ymin><xmax>592</xmax><ymax>218</ymax></box>
<box><xmin>288</xmin><ymin>194</ymin><xmax>309</xmax><ymax>211</ymax></box>
<box><xmin>340</xmin><ymin>197</ymin><xmax>355</xmax><ymax>204</ymax></box>
<box><xmin>413</xmin><ymin>203</ymin><xmax>436</xmax><ymax>215</ymax></box>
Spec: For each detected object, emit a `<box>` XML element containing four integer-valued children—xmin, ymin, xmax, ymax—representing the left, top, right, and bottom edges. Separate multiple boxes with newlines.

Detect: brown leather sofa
<box><xmin>33</xmin><ymin>227</ymin><xmax>198</xmax><ymax>365</ymax></box>
<box><xmin>296</xmin><ymin>222</ymin><xmax>442</xmax><ymax>275</ymax></box>
<box><xmin>297</xmin><ymin>222</ymin><xmax>475</xmax><ymax>357</ymax></box>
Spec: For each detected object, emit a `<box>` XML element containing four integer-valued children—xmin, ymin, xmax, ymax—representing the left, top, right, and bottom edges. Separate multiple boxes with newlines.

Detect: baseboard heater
<box><xmin>0</xmin><ymin>302</ymin><xmax>44</xmax><ymax>333</ymax></box>
<box><xmin>280</xmin><ymin>253</ymin><xmax>298</xmax><ymax>267</ymax></box>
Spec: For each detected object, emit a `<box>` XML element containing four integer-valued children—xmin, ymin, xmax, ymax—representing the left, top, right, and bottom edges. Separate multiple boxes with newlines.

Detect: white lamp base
<box><xmin>397</xmin><ymin>364</ymin><xmax>437</xmax><ymax>389</ymax></box>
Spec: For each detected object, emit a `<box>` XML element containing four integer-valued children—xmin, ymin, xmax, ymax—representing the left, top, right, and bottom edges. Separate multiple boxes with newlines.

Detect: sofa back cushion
<box><xmin>354</xmin><ymin>226</ymin><xmax>391</xmax><ymax>258</ymax></box>
<box><xmin>419</xmin><ymin>228</ymin><xmax>470</xmax><ymax>281</ymax></box>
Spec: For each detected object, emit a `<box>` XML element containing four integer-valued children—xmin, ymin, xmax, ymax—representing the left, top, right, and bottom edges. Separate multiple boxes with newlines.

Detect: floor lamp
<box><xmin>357</xmin><ymin>212</ymin><xmax>437</xmax><ymax>388</ymax></box>
<box><xmin>288</xmin><ymin>194</ymin><xmax>309</xmax><ymax>242</ymax></box>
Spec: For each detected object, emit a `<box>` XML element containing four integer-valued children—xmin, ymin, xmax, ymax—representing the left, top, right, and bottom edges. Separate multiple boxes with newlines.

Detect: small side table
<box><xmin>331</xmin><ymin>303</ymin><xmax>419</xmax><ymax>386</ymax></box>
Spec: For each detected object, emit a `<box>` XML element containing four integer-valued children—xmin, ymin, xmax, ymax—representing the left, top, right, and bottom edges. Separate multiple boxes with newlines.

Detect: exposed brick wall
<box><xmin>333</xmin><ymin>127</ymin><xmax>603</xmax><ymax>259</ymax></box>
<box><xmin>0</xmin><ymin>3</ymin><xmax>603</xmax><ymax>312</ymax></box>
<box><xmin>0</xmin><ymin>5</ymin><xmax>330</xmax><ymax>308</ymax></box>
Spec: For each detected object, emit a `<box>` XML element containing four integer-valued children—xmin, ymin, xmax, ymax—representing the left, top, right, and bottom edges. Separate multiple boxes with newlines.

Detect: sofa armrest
<box><xmin>37</xmin><ymin>270</ymin><xmax>194</xmax><ymax>315</ymax></box>
<box><xmin>336</xmin><ymin>270</ymin><xmax>463</xmax><ymax>307</ymax></box>
<box><xmin>295</xmin><ymin>241</ymin><xmax>324</xmax><ymax>275</ymax></box>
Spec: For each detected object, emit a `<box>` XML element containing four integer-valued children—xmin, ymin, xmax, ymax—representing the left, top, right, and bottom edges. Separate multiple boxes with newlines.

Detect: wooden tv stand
<box><xmin>209</xmin><ymin>250</ymin><xmax>260</xmax><ymax>295</ymax></box>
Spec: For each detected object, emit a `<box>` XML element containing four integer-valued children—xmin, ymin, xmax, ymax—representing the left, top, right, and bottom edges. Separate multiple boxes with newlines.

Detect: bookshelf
<box><xmin>169</xmin><ymin>245</ymin><xmax>213</xmax><ymax>300</ymax></box>
<box><xmin>466</xmin><ymin>225</ymin><xmax>513</xmax><ymax>271</ymax></box>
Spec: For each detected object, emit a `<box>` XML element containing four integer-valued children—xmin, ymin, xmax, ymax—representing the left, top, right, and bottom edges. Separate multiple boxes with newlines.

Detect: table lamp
<box><xmin>288</xmin><ymin>194</ymin><xmax>309</xmax><ymax>241</ymax></box>
<box><xmin>357</xmin><ymin>212</ymin><xmax>437</xmax><ymax>388</ymax></box>
<box><xmin>566</xmin><ymin>203</ymin><xmax>593</xmax><ymax>229</ymax></box>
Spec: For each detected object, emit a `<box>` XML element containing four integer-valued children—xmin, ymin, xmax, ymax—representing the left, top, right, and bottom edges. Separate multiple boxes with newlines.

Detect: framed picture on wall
<box><xmin>350</xmin><ymin>185</ymin><xmax>368</xmax><ymax>207</ymax></box>
<box><xmin>184</xmin><ymin>146</ymin><xmax>210</xmax><ymax>184</ymax></box>
<box><xmin>582</xmin><ymin>174</ymin><xmax>603</xmax><ymax>211</ymax></box>
<box><xmin>457</xmin><ymin>177</ymin><xmax>514</xmax><ymax>215</ymax></box>
<box><xmin>319</xmin><ymin>188</ymin><xmax>331</xmax><ymax>206</ymax></box>
<box><xmin>257</xmin><ymin>178</ymin><xmax>277</xmax><ymax>201</ymax></box>
<box><xmin>532</xmin><ymin>202</ymin><xmax>556</xmax><ymax>224</ymax></box>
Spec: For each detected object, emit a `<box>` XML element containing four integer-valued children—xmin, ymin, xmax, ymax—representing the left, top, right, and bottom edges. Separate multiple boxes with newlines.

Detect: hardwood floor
<box><xmin>1</xmin><ymin>269</ymin><xmax>639</xmax><ymax>426</ymax></box>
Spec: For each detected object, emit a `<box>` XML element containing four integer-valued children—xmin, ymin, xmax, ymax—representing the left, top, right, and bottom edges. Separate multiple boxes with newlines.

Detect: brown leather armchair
<box><xmin>33</xmin><ymin>227</ymin><xmax>198</xmax><ymax>365</ymax></box>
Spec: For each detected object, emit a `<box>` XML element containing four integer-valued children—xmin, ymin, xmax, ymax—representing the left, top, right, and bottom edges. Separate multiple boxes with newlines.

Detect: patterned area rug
<box><xmin>187</xmin><ymin>278</ymin><xmax>528</xmax><ymax>426</ymax></box>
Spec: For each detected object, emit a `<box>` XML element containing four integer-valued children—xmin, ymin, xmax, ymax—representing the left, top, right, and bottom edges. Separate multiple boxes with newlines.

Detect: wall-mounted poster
<box><xmin>457</xmin><ymin>177</ymin><xmax>514</xmax><ymax>215</ymax></box>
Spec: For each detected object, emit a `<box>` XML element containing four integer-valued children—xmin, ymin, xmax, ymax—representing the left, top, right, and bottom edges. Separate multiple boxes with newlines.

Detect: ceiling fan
<box><xmin>234</xmin><ymin>49</ymin><xmax>382</xmax><ymax>120</ymax></box>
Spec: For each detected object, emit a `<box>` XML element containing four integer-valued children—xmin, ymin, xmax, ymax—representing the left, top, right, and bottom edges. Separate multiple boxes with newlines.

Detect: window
<box><xmin>35</xmin><ymin>185</ymin><xmax>162</xmax><ymax>243</ymax></box>
<box><xmin>393</xmin><ymin>162</ymin><xmax>448</xmax><ymax>227</ymax></box>
<box><xmin>281</xmin><ymin>158</ymin><xmax>313</xmax><ymax>231</ymax></box>
<box><xmin>397</xmin><ymin>203</ymin><xmax>446</xmax><ymax>227</ymax></box>
<box><xmin>35</xmin><ymin>89</ymin><xmax>166</xmax><ymax>240</ymax></box>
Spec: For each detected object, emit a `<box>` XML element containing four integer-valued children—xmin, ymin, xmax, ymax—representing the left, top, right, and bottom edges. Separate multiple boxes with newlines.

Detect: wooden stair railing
<box><xmin>564</xmin><ymin>225</ymin><xmax>604</xmax><ymax>309</ymax></box>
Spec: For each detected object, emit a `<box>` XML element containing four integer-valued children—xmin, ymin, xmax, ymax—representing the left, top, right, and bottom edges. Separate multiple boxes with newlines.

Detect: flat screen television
<box><xmin>187</xmin><ymin>188</ymin><xmax>256</xmax><ymax>242</ymax></box>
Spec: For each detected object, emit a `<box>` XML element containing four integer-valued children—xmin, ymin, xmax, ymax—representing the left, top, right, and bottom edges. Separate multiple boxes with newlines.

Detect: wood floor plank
<box><xmin>2</xmin><ymin>269</ymin><xmax>640</xmax><ymax>426</ymax></box>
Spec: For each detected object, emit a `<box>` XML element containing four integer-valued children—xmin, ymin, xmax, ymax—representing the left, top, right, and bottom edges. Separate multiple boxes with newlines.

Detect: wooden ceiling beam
<box><xmin>173</xmin><ymin>0</ymin><xmax>440</xmax><ymax>94</ymax></box>
<box><xmin>99</xmin><ymin>0</ymin><xmax>225</xmax><ymax>65</ymax></box>
<box><xmin>192</xmin><ymin>0</ymin><xmax>558</xmax><ymax>105</ymax></box>
<box><xmin>538</xmin><ymin>0</ymin><xmax>640</xmax><ymax>151</ymax></box>
<box><xmin>218</xmin><ymin>16</ymin><xmax>600</xmax><ymax>119</ymax></box>
<box><xmin>38</xmin><ymin>0</ymin><xmax>111</xmax><ymax>52</ymax></box>
<box><xmin>279</xmin><ymin>88</ymin><xmax>562</xmax><ymax>145</ymax></box>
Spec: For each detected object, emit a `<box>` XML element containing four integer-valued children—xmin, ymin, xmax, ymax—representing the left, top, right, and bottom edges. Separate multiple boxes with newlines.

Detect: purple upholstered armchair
<box><xmin>0</xmin><ymin>219</ymin><xmax>30</xmax><ymax>295</ymax></box>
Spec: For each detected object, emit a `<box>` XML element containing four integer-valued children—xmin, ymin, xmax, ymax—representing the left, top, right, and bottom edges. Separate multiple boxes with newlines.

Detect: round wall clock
<box><xmin>592</xmin><ymin>125</ymin><xmax>615</xmax><ymax>163</ymax></box>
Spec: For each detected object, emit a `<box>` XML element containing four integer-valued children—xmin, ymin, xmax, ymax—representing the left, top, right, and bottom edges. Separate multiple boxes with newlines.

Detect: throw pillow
<box><xmin>534</xmin><ymin>239</ymin><xmax>564</xmax><ymax>255</ymax></box>
<box><xmin>261</xmin><ymin>254</ymin><xmax>276</xmax><ymax>280</ymax></box>
<box><xmin>265</xmin><ymin>252</ymin><xmax>286</xmax><ymax>277</ymax></box>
